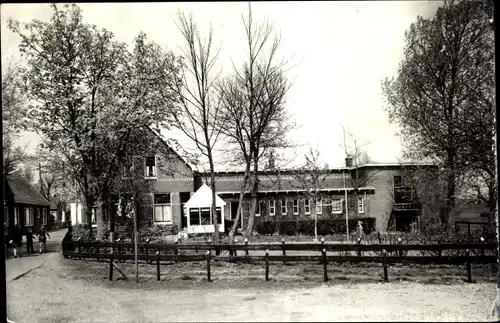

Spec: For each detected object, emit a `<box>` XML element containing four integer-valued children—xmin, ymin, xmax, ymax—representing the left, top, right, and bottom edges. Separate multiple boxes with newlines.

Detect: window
<box><xmin>316</xmin><ymin>198</ymin><xmax>322</xmax><ymax>215</ymax></box>
<box><xmin>200</xmin><ymin>208</ymin><xmax>211</xmax><ymax>225</ymax></box>
<box><xmin>189</xmin><ymin>207</ymin><xmax>221</xmax><ymax>226</ymax></box>
<box><xmin>358</xmin><ymin>197</ymin><xmax>364</xmax><ymax>213</ymax></box>
<box><xmin>25</xmin><ymin>208</ymin><xmax>34</xmax><ymax>226</ymax></box>
<box><xmin>145</xmin><ymin>155</ymin><xmax>157</xmax><ymax>178</ymax></box>
<box><xmin>269</xmin><ymin>200</ymin><xmax>275</xmax><ymax>216</ymax></box>
<box><xmin>4</xmin><ymin>207</ymin><xmax>8</xmax><ymax>228</ymax></box>
<box><xmin>281</xmin><ymin>200</ymin><xmax>287</xmax><ymax>215</ymax></box>
<box><xmin>14</xmin><ymin>207</ymin><xmax>19</xmax><ymax>226</ymax></box>
<box><xmin>293</xmin><ymin>200</ymin><xmax>299</xmax><ymax>215</ymax></box>
<box><xmin>256</xmin><ymin>202</ymin><xmax>261</xmax><ymax>217</ymax></box>
<box><xmin>332</xmin><ymin>199</ymin><xmax>342</xmax><ymax>214</ymax></box>
<box><xmin>122</xmin><ymin>158</ymin><xmax>135</xmax><ymax>179</ymax></box>
<box><xmin>189</xmin><ymin>208</ymin><xmax>200</xmax><ymax>225</ymax></box>
<box><xmin>42</xmin><ymin>209</ymin><xmax>48</xmax><ymax>225</ymax></box>
<box><xmin>154</xmin><ymin>193</ymin><xmax>172</xmax><ymax>223</ymax></box>
<box><xmin>91</xmin><ymin>207</ymin><xmax>97</xmax><ymax>224</ymax></box>
<box><xmin>304</xmin><ymin>199</ymin><xmax>311</xmax><ymax>215</ymax></box>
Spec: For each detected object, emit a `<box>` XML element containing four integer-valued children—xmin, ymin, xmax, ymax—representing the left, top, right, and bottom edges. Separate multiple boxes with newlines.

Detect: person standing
<box><xmin>37</xmin><ymin>225</ymin><xmax>50</xmax><ymax>253</ymax></box>
<box><xmin>25</xmin><ymin>227</ymin><xmax>35</xmax><ymax>254</ymax></box>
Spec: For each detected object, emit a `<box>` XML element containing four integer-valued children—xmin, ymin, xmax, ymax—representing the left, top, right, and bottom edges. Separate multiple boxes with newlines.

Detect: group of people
<box><xmin>6</xmin><ymin>224</ymin><xmax>50</xmax><ymax>258</ymax></box>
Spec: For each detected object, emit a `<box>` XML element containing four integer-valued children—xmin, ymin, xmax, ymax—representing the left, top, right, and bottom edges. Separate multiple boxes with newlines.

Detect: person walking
<box><xmin>9</xmin><ymin>225</ymin><xmax>23</xmax><ymax>258</ymax></box>
<box><xmin>25</xmin><ymin>227</ymin><xmax>35</xmax><ymax>254</ymax></box>
<box><xmin>37</xmin><ymin>225</ymin><xmax>50</xmax><ymax>253</ymax></box>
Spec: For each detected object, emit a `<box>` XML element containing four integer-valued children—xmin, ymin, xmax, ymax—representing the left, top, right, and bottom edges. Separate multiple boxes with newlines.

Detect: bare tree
<box><xmin>340</xmin><ymin>125</ymin><xmax>380</xmax><ymax>219</ymax></box>
<box><xmin>291</xmin><ymin>148</ymin><xmax>329</xmax><ymax>241</ymax></box>
<box><xmin>172</xmin><ymin>11</ymin><xmax>224</xmax><ymax>243</ymax></box>
<box><xmin>218</xmin><ymin>4</ymin><xmax>293</xmax><ymax>240</ymax></box>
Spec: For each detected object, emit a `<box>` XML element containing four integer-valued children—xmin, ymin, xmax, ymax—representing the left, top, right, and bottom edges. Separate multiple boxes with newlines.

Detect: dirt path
<box><xmin>7</xmin><ymin>246</ymin><xmax>498</xmax><ymax>323</ymax></box>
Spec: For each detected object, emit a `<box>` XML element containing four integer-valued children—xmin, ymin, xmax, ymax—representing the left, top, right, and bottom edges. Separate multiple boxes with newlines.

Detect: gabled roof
<box><xmin>185</xmin><ymin>183</ymin><xmax>226</xmax><ymax>209</ymax></box>
<box><xmin>6</xmin><ymin>173</ymin><xmax>50</xmax><ymax>206</ymax></box>
<box><xmin>146</xmin><ymin>126</ymin><xmax>195</xmax><ymax>171</ymax></box>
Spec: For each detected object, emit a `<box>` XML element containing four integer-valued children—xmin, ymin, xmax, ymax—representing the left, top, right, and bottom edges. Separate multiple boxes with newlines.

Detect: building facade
<box><xmin>66</xmin><ymin>127</ymin><xmax>437</xmax><ymax>234</ymax></box>
<box><xmin>4</xmin><ymin>173</ymin><xmax>51</xmax><ymax>234</ymax></box>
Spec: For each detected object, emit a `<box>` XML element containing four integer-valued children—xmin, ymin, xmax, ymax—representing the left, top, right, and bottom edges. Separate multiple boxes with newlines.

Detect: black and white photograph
<box><xmin>2</xmin><ymin>1</ymin><xmax>499</xmax><ymax>322</ymax></box>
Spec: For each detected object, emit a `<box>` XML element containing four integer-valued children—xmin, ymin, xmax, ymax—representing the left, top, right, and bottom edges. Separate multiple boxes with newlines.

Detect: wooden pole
<box><xmin>156</xmin><ymin>250</ymin><xmax>160</xmax><ymax>281</ymax></box>
<box><xmin>109</xmin><ymin>251</ymin><xmax>114</xmax><ymax>281</ymax></box>
<box><xmin>245</xmin><ymin>238</ymin><xmax>249</xmax><ymax>257</ymax></box>
<box><xmin>206</xmin><ymin>250</ymin><xmax>211</xmax><ymax>282</ymax></box>
<box><xmin>383</xmin><ymin>249</ymin><xmax>388</xmax><ymax>282</ymax></box>
<box><xmin>134</xmin><ymin>193</ymin><xmax>139</xmax><ymax>284</ymax></box>
<box><xmin>174</xmin><ymin>239</ymin><xmax>179</xmax><ymax>264</ymax></box>
<box><xmin>265</xmin><ymin>249</ymin><xmax>269</xmax><ymax>281</ymax></box>
<box><xmin>282</xmin><ymin>238</ymin><xmax>286</xmax><ymax>265</ymax></box>
<box><xmin>322</xmin><ymin>248</ymin><xmax>328</xmax><ymax>282</ymax></box>
<box><xmin>357</xmin><ymin>237</ymin><xmax>362</xmax><ymax>256</ymax></box>
<box><xmin>466</xmin><ymin>249</ymin><xmax>472</xmax><ymax>283</ymax></box>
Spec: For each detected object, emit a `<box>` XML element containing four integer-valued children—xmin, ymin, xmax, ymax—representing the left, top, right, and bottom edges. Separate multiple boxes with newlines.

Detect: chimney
<box><xmin>345</xmin><ymin>155</ymin><xmax>353</xmax><ymax>168</ymax></box>
<box><xmin>268</xmin><ymin>151</ymin><xmax>276</xmax><ymax>170</ymax></box>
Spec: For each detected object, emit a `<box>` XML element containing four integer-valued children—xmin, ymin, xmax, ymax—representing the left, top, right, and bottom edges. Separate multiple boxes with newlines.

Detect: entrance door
<box><xmin>230</xmin><ymin>201</ymin><xmax>244</xmax><ymax>230</ymax></box>
<box><xmin>180</xmin><ymin>192</ymin><xmax>191</xmax><ymax>229</ymax></box>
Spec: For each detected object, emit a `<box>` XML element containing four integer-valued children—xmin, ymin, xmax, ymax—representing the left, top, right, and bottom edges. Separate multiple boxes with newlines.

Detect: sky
<box><xmin>1</xmin><ymin>1</ymin><xmax>444</xmax><ymax>171</ymax></box>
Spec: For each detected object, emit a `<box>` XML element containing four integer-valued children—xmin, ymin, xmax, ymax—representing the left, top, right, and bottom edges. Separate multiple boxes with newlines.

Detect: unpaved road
<box><xmin>6</xmin><ymin>232</ymin><xmax>499</xmax><ymax>322</ymax></box>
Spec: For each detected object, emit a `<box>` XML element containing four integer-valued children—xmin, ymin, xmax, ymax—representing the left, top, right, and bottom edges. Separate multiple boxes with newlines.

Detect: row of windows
<box><xmin>123</xmin><ymin>155</ymin><xmax>158</xmax><ymax>179</ymax></box>
<box><xmin>261</xmin><ymin>198</ymin><xmax>364</xmax><ymax>216</ymax></box>
<box><xmin>149</xmin><ymin>193</ymin><xmax>365</xmax><ymax>224</ymax></box>
<box><xmin>4</xmin><ymin>207</ymin><xmax>48</xmax><ymax>227</ymax></box>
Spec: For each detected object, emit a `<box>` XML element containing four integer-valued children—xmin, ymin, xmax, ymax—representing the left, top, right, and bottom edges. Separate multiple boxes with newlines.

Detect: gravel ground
<box><xmin>6</xmin><ymin>250</ymin><xmax>499</xmax><ymax>322</ymax></box>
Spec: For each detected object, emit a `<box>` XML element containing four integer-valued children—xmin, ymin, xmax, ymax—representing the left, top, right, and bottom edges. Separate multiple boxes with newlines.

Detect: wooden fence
<box><xmin>62</xmin><ymin>239</ymin><xmax>497</xmax><ymax>283</ymax></box>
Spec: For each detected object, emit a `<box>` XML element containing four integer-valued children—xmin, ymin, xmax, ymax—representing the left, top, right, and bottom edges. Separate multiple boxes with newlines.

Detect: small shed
<box><xmin>184</xmin><ymin>184</ymin><xmax>225</xmax><ymax>234</ymax></box>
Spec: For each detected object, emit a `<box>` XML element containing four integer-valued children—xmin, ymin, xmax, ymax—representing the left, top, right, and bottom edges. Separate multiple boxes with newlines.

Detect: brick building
<box><xmin>68</xmin><ymin>127</ymin><xmax>437</xmax><ymax>234</ymax></box>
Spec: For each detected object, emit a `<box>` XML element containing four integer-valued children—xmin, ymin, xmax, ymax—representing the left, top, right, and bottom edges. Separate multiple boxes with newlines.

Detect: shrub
<box><xmin>139</xmin><ymin>224</ymin><xmax>178</xmax><ymax>242</ymax></box>
<box><xmin>256</xmin><ymin>221</ymin><xmax>277</xmax><ymax>235</ymax></box>
<box><xmin>274</xmin><ymin>217</ymin><xmax>377</xmax><ymax>237</ymax></box>
<box><xmin>72</xmin><ymin>223</ymin><xmax>90</xmax><ymax>240</ymax></box>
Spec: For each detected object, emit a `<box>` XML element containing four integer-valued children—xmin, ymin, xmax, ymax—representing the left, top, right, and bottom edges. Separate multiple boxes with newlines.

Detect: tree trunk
<box><xmin>245</xmin><ymin>154</ymin><xmax>260</xmax><ymax>238</ymax></box>
<box><xmin>446</xmin><ymin>166</ymin><xmax>456</xmax><ymax>235</ymax></box>
<box><xmin>84</xmin><ymin>195</ymin><xmax>94</xmax><ymax>240</ymax></box>
<box><xmin>134</xmin><ymin>190</ymin><xmax>139</xmax><ymax>283</ymax></box>
<box><xmin>96</xmin><ymin>194</ymin><xmax>105</xmax><ymax>239</ymax></box>
<box><xmin>208</xmin><ymin>156</ymin><xmax>220</xmax><ymax>243</ymax></box>
<box><xmin>229</xmin><ymin>161</ymin><xmax>251</xmax><ymax>243</ymax></box>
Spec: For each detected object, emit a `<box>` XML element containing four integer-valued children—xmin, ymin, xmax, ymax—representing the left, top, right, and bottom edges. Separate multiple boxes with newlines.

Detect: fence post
<box><xmin>245</xmin><ymin>238</ymin><xmax>249</xmax><ymax>258</ymax></box>
<box><xmin>207</xmin><ymin>238</ymin><xmax>211</xmax><ymax>256</ymax></box>
<box><xmin>481</xmin><ymin>237</ymin><xmax>485</xmax><ymax>257</ymax></box>
<box><xmin>357</xmin><ymin>238</ymin><xmax>362</xmax><ymax>256</ymax></box>
<box><xmin>156</xmin><ymin>250</ymin><xmax>160</xmax><ymax>281</ymax></box>
<box><xmin>206</xmin><ymin>250</ymin><xmax>211</xmax><ymax>282</ymax></box>
<box><xmin>467</xmin><ymin>222</ymin><xmax>471</xmax><ymax>244</ymax></box>
<box><xmin>77</xmin><ymin>237</ymin><xmax>82</xmax><ymax>259</ymax></box>
<box><xmin>322</xmin><ymin>248</ymin><xmax>328</xmax><ymax>282</ymax></box>
<box><xmin>174</xmin><ymin>239</ymin><xmax>179</xmax><ymax>264</ymax></box>
<box><xmin>466</xmin><ymin>249</ymin><xmax>472</xmax><ymax>283</ymax></box>
<box><xmin>145</xmin><ymin>239</ymin><xmax>150</xmax><ymax>264</ymax></box>
<box><xmin>397</xmin><ymin>237</ymin><xmax>403</xmax><ymax>257</ymax></box>
<box><xmin>265</xmin><ymin>249</ymin><xmax>270</xmax><ymax>281</ymax></box>
<box><xmin>109</xmin><ymin>250</ymin><xmax>114</xmax><ymax>281</ymax></box>
<box><xmin>382</xmin><ymin>249</ymin><xmax>388</xmax><ymax>282</ymax></box>
<box><xmin>282</xmin><ymin>238</ymin><xmax>287</xmax><ymax>265</ymax></box>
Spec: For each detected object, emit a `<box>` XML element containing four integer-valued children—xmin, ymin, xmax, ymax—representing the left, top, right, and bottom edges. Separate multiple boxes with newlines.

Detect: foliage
<box><xmin>139</xmin><ymin>224</ymin><xmax>179</xmax><ymax>243</ymax></box>
<box><xmin>9</xmin><ymin>3</ymin><xmax>182</xmax><ymax>238</ymax></box>
<box><xmin>382</xmin><ymin>0</ymin><xmax>495</xmax><ymax>230</ymax></box>
<box><xmin>255</xmin><ymin>217</ymin><xmax>376</xmax><ymax>236</ymax></box>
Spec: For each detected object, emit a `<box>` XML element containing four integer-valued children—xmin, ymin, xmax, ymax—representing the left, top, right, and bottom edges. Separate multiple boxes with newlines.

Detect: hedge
<box><xmin>255</xmin><ymin>217</ymin><xmax>376</xmax><ymax>236</ymax></box>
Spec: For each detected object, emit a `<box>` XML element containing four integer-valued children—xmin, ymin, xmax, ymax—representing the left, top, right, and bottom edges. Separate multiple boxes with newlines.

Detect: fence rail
<box><xmin>62</xmin><ymin>240</ymin><xmax>497</xmax><ymax>284</ymax></box>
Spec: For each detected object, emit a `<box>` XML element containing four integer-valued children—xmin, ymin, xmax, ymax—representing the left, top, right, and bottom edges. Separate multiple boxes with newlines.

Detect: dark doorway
<box><xmin>394</xmin><ymin>210</ymin><xmax>418</xmax><ymax>232</ymax></box>
<box><xmin>180</xmin><ymin>192</ymin><xmax>191</xmax><ymax>229</ymax></box>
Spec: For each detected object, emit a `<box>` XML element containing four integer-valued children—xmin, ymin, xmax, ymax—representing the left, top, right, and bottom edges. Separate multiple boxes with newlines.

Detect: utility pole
<box><xmin>343</xmin><ymin>169</ymin><xmax>350</xmax><ymax>243</ymax></box>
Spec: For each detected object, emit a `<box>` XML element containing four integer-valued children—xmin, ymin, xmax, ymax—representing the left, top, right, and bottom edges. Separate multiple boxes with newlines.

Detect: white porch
<box><xmin>184</xmin><ymin>184</ymin><xmax>225</xmax><ymax>234</ymax></box>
